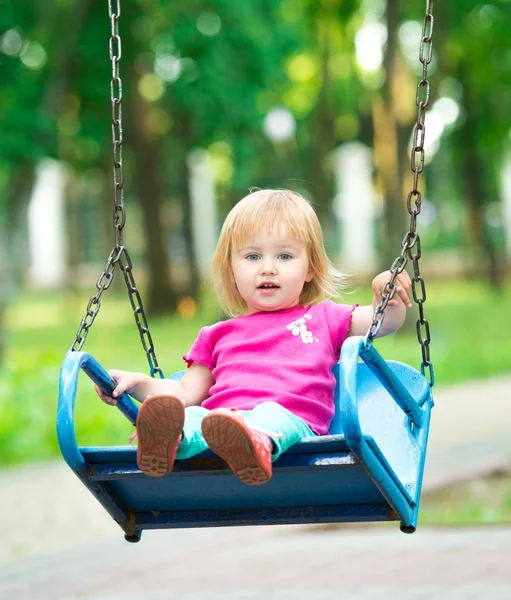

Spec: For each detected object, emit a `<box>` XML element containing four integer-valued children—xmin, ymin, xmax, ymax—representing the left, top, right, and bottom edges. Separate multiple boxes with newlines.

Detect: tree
<box><xmin>445</xmin><ymin>1</ymin><xmax>511</xmax><ymax>286</ymax></box>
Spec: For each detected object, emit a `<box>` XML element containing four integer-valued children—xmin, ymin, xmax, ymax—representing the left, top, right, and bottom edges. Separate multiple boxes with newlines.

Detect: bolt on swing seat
<box><xmin>57</xmin><ymin>336</ymin><xmax>433</xmax><ymax>543</ymax></box>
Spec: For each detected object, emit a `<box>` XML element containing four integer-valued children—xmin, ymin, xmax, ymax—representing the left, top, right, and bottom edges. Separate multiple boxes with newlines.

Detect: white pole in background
<box><xmin>27</xmin><ymin>159</ymin><xmax>67</xmax><ymax>288</ymax></box>
<box><xmin>187</xmin><ymin>149</ymin><xmax>218</xmax><ymax>279</ymax></box>
<box><xmin>333</xmin><ymin>142</ymin><xmax>377</xmax><ymax>274</ymax></box>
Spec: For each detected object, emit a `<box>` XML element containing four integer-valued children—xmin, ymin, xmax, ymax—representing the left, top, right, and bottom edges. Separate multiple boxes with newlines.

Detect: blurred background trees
<box><xmin>1</xmin><ymin>0</ymin><xmax>510</xmax><ymax>342</ymax></box>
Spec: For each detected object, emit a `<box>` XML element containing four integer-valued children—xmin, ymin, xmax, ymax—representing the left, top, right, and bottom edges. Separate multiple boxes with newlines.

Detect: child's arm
<box><xmin>95</xmin><ymin>363</ymin><xmax>214</xmax><ymax>407</ymax></box>
<box><xmin>178</xmin><ymin>363</ymin><xmax>215</xmax><ymax>406</ymax></box>
<box><xmin>349</xmin><ymin>270</ymin><xmax>413</xmax><ymax>338</ymax></box>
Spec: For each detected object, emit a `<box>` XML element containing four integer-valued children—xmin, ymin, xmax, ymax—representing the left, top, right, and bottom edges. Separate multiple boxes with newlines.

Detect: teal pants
<box><xmin>175</xmin><ymin>401</ymin><xmax>315</xmax><ymax>461</ymax></box>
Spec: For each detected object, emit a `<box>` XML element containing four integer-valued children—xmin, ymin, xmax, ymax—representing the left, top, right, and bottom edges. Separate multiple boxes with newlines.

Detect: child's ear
<box><xmin>305</xmin><ymin>268</ymin><xmax>314</xmax><ymax>283</ymax></box>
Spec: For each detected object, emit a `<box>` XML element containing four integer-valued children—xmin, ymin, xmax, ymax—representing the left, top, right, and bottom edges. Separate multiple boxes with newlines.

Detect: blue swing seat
<box><xmin>57</xmin><ymin>336</ymin><xmax>433</xmax><ymax>542</ymax></box>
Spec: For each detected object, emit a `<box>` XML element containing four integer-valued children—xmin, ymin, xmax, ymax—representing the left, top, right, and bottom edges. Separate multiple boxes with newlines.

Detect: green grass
<box><xmin>1</xmin><ymin>279</ymin><xmax>510</xmax><ymax>479</ymax></box>
<box><xmin>420</xmin><ymin>469</ymin><xmax>511</xmax><ymax>526</ymax></box>
<box><xmin>0</xmin><ymin>288</ymin><xmax>221</xmax><ymax>463</ymax></box>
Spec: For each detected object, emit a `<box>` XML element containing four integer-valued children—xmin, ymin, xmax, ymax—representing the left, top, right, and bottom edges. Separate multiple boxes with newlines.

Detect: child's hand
<box><xmin>372</xmin><ymin>270</ymin><xmax>412</xmax><ymax>308</ymax></box>
<box><xmin>94</xmin><ymin>369</ymin><xmax>145</xmax><ymax>406</ymax></box>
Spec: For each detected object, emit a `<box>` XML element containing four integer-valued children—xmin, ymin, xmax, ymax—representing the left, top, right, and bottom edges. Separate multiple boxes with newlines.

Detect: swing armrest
<box><xmin>360</xmin><ymin>339</ymin><xmax>425</xmax><ymax>427</ymax></box>
<box><xmin>79</xmin><ymin>353</ymin><xmax>139</xmax><ymax>425</ymax></box>
<box><xmin>340</xmin><ymin>337</ymin><xmax>425</xmax><ymax>429</ymax></box>
<box><xmin>57</xmin><ymin>351</ymin><xmax>139</xmax><ymax>473</ymax></box>
<box><xmin>336</xmin><ymin>336</ymin><xmax>432</xmax><ymax>527</ymax></box>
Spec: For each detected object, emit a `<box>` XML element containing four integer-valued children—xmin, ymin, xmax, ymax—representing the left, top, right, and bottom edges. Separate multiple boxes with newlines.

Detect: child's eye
<box><xmin>246</xmin><ymin>254</ymin><xmax>260</xmax><ymax>261</ymax></box>
<box><xmin>278</xmin><ymin>253</ymin><xmax>292</xmax><ymax>260</ymax></box>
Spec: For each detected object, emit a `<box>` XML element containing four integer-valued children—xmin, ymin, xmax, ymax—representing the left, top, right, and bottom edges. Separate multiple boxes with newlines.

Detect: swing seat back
<box><xmin>57</xmin><ymin>336</ymin><xmax>433</xmax><ymax>542</ymax></box>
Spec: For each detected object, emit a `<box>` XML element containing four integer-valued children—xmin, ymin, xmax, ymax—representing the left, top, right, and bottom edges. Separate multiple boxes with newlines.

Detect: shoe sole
<box><xmin>202</xmin><ymin>413</ymin><xmax>271</xmax><ymax>486</ymax></box>
<box><xmin>136</xmin><ymin>394</ymin><xmax>184</xmax><ymax>477</ymax></box>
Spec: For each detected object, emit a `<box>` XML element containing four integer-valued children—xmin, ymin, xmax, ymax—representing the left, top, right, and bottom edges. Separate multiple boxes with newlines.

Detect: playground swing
<box><xmin>57</xmin><ymin>0</ymin><xmax>435</xmax><ymax>543</ymax></box>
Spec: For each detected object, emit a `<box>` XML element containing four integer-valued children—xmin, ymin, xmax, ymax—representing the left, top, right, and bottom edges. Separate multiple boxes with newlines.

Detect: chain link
<box><xmin>118</xmin><ymin>247</ymin><xmax>163</xmax><ymax>378</ymax></box>
<box><xmin>366</xmin><ymin>0</ymin><xmax>434</xmax><ymax>386</ymax></box>
<box><xmin>69</xmin><ymin>246</ymin><xmax>122</xmax><ymax>353</ymax></box>
<box><xmin>69</xmin><ymin>0</ymin><xmax>163</xmax><ymax>379</ymax></box>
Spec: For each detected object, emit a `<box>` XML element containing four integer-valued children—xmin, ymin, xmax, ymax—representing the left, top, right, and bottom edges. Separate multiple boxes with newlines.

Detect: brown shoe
<box><xmin>201</xmin><ymin>409</ymin><xmax>273</xmax><ymax>486</ymax></box>
<box><xmin>136</xmin><ymin>393</ymin><xmax>184</xmax><ymax>477</ymax></box>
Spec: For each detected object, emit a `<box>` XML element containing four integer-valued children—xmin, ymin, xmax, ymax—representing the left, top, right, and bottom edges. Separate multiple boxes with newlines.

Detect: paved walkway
<box><xmin>3</xmin><ymin>524</ymin><xmax>511</xmax><ymax>599</ymax></box>
<box><xmin>420</xmin><ymin>374</ymin><xmax>511</xmax><ymax>488</ymax></box>
<box><xmin>1</xmin><ymin>375</ymin><xmax>511</xmax><ymax>599</ymax></box>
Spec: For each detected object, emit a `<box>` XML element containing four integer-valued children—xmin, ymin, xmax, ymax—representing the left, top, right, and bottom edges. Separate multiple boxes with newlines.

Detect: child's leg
<box><xmin>243</xmin><ymin>401</ymin><xmax>315</xmax><ymax>461</ymax></box>
<box><xmin>175</xmin><ymin>406</ymin><xmax>209</xmax><ymax>459</ymax></box>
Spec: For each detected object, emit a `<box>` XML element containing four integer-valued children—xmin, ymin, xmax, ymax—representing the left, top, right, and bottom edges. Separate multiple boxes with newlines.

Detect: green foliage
<box><xmin>0</xmin><ymin>4</ymin><xmax>52</xmax><ymax>166</ymax></box>
<box><xmin>3</xmin><ymin>0</ymin><xmax>511</xmax><ymax>242</ymax></box>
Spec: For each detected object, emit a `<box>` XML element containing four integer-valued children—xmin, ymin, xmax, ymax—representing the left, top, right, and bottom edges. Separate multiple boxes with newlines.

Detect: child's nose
<box><xmin>260</xmin><ymin>257</ymin><xmax>277</xmax><ymax>274</ymax></box>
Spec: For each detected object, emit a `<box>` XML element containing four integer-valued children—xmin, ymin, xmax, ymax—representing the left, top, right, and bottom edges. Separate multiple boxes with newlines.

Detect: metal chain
<box><xmin>109</xmin><ymin>0</ymin><xmax>126</xmax><ymax>251</ymax></box>
<box><xmin>69</xmin><ymin>0</ymin><xmax>163</xmax><ymax>379</ymax></box>
<box><xmin>366</xmin><ymin>0</ymin><xmax>434</xmax><ymax>386</ymax></box>
<box><xmin>118</xmin><ymin>246</ymin><xmax>163</xmax><ymax>379</ymax></box>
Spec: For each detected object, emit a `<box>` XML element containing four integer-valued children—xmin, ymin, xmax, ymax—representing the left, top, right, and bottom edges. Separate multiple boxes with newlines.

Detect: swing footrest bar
<box><xmin>85</xmin><ymin>452</ymin><xmax>359</xmax><ymax>481</ymax></box>
<box><xmin>131</xmin><ymin>504</ymin><xmax>399</xmax><ymax>530</ymax></box>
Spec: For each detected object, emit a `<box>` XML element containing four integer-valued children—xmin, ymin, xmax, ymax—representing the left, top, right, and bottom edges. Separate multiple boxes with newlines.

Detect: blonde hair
<box><xmin>211</xmin><ymin>189</ymin><xmax>347</xmax><ymax>317</ymax></box>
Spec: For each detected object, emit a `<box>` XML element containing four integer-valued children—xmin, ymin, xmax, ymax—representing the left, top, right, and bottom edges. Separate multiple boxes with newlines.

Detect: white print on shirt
<box><xmin>286</xmin><ymin>314</ymin><xmax>318</xmax><ymax>344</ymax></box>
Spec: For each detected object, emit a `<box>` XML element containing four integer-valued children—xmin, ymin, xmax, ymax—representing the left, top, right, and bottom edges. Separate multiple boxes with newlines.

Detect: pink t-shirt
<box><xmin>183</xmin><ymin>301</ymin><xmax>357</xmax><ymax>435</ymax></box>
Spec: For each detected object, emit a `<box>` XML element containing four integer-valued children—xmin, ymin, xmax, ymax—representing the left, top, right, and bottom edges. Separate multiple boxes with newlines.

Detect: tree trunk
<box><xmin>64</xmin><ymin>169</ymin><xmax>80</xmax><ymax>292</ymax></box>
<box><xmin>127</xmin><ymin>67</ymin><xmax>178</xmax><ymax>314</ymax></box>
<box><xmin>374</xmin><ymin>0</ymin><xmax>406</xmax><ymax>268</ymax></box>
<box><xmin>458</xmin><ymin>105</ymin><xmax>503</xmax><ymax>288</ymax></box>
<box><xmin>42</xmin><ymin>0</ymin><xmax>93</xmax><ymax>290</ymax></box>
<box><xmin>174</xmin><ymin>113</ymin><xmax>200</xmax><ymax>300</ymax></box>
<box><xmin>309</xmin><ymin>18</ymin><xmax>336</xmax><ymax>220</ymax></box>
<box><xmin>41</xmin><ymin>0</ymin><xmax>93</xmax><ymax>116</ymax></box>
<box><xmin>1</xmin><ymin>164</ymin><xmax>36</xmax><ymax>365</ymax></box>
<box><xmin>5</xmin><ymin>164</ymin><xmax>36</xmax><ymax>284</ymax></box>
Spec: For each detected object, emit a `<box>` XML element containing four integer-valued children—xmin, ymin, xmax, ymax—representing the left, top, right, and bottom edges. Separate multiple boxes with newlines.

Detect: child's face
<box><xmin>231</xmin><ymin>224</ymin><xmax>313</xmax><ymax>313</ymax></box>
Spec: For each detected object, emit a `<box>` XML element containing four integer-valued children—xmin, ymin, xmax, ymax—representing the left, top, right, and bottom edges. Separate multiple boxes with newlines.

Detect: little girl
<box><xmin>96</xmin><ymin>189</ymin><xmax>412</xmax><ymax>485</ymax></box>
